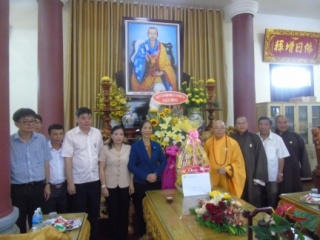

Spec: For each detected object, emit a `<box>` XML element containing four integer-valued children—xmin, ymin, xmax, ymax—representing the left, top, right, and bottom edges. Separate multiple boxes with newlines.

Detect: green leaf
<box><xmin>293</xmin><ymin>211</ymin><xmax>320</xmax><ymax>232</ymax></box>
<box><xmin>272</xmin><ymin>214</ymin><xmax>292</xmax><ymax>233</ymax></box>
<box><xmin>228</xmin><ymin>225</ymin><xmax>237</xmax><ymax>235</ymax></box>
<box><xmin>189</xmin><ymin>208</ymin><xmax>196</xmax><ymax>215</ymax></box>
<box><xmin>191</xmin><ymin>213</ymin><xmax>247</xmax><ymax>236</ymax></box>
<box><xmin>295</xmin><ymin>228</ymin><xmax>305</xmax><ymax>240</ymax></box>
<box><xmin>250</xmin><ymin>225</ymin><xmax>273</xmax><ymax>239</ymax></box>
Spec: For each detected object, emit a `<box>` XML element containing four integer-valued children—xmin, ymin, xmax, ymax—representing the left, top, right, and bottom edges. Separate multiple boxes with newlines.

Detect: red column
<box><xmin>225</xmin><ymin>0</ymin><xmax>258</xmax><ymax>131</ymax></box>
<box><xmin>38</xmin><ymin>0</ymin><xmax>64</xmax><ymax>136</ymax></box>
<box><xmin>232</xmin><ymin>13</ymin><xmax>256</xmax><ymax>131</ymax></box>
<box><xmin>0</xmin><ymin>0</ymin><xmax>13</xmax><ymax>219</ymax></box>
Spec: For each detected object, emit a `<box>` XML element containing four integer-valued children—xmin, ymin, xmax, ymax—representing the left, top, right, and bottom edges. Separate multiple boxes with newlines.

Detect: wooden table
<box><xmin>44</xmin><ymin>212</ymin><xmax>90</xmax><ymax>240</ymax></box>
<box><xmin>143</xmin><ymin>189</ymin><xmax>260</xmax><ymax>240</ymax></box>
<box><xmin>279</xmin><ymin>191</ymin><xmax>320</xmax><ymax>236</ymax></box>
<box><xmin>0</xmin><ymin>213</ymin><xmax>90</xmax><ymax>240</ymax></box>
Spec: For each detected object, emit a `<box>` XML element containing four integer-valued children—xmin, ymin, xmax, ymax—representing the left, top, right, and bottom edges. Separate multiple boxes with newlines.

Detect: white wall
<box><xmin>223</xmin><ymin>14</ymin><xmax>320</xmax><ymax>126</ymax></box>
<box><xmin>9</xmin><ymin>0</ymin><xmax>38</xmax><ymax>133</ymax></box>
<box><xmin>9</xmin><ymin>1</ymin><xmax>320</xmax><ymax>132</ymax></box>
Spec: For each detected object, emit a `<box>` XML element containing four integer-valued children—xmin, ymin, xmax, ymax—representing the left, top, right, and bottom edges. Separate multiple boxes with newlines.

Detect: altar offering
<box><xmin>175</xmin><ymin>117</ymin><xmax>211</xmax><ymax>196</ymax></box>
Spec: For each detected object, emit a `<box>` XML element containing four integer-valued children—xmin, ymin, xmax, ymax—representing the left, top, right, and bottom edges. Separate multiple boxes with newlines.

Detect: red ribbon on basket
<box><xmin>187</xmin><ymin>130</ymin><xmax>201</xmax><ymax>166</ymax></box>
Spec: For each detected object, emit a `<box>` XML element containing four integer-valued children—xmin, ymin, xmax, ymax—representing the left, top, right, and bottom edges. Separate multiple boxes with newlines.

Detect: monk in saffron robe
<box><xmin>131</xmin><ymin>27</ymin><xmax>177</xmax><ymax>92</ymax></box>
<box><xmin>204</xmin><ymin>120</ymin><xmax>246</xmax><ymax>198</ymax></box>
<box><xmin>275</xmin><ymin>115</ymin><xmax>311</xmax><ymax>194</ymax></box>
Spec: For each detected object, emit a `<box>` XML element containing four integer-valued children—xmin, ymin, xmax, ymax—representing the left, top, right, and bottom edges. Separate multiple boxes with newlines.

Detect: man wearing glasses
<box><xmin>34</xmin><ymin>114</ymin><xmax>43</xmax><ymax>133</ymax></box>
<box><xmin>10</xmin><ymin>108</ymin><xmax>52</xmax><ymax>233</ymax></box>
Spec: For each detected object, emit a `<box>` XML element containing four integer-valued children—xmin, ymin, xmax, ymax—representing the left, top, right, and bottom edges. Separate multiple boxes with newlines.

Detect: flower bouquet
<box><xmin>148</xmin><ymin>105</ymin><xmax>186</xmax><ymax>149</ymax></box>
<box><xmin>190</xmin><ymin>190</ymin><xmax>248</xmax><ymax>236</ymax></box>
<box><xmin>251</xmin><ymin>203</ymin><xmax>320</xmax><ymax>240</ymax></box>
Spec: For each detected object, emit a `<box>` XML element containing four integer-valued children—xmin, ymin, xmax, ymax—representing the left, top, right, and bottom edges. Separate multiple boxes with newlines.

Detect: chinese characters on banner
<box><xmin>264</xmin><ymin>29</ymin><xmax>320</xmax><ymax>64</ymax></box>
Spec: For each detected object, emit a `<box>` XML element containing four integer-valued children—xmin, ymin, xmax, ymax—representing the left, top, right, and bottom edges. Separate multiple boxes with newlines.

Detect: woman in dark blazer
<box><xmin>128</xmin><ymin>120</ymin><xmax>167</xmax><ymax>237</ymax></box>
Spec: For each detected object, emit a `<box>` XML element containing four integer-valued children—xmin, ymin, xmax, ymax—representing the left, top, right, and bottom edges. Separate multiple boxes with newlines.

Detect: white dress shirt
<box><xmin>61</xmin><ymin>126</ymin><xmax>104</xmax><ymax>184</ymax></box>
<box><xmin>48</xmin><ymin>141</ymin><xmax>65</xmax><ymax>184</ymax></box>
<box><xmin>257</xmin><ymin>132</ymin><xmax>290</xmax><ymax>182</ymax></box>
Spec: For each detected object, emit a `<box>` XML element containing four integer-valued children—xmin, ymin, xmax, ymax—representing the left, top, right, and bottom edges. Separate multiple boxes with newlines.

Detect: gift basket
<box><xmin>175</xmin><ymin>117</ymin><xmax>210</xmax><ymax>194</ymax></box>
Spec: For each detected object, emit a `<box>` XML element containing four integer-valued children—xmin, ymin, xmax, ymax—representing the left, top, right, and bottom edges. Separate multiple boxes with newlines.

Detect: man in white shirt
<box><xmin>44</xmin><ymin>124</ymin><xmax>68</xmax><ymax>214</ymax></box>
<box><xmin>61</xmin><ymin>107</ymin><xmax>104</xmax><ymax>240</ymax></box>
<box><xmin>257</xmin><ymin>116</ymin><xmax>290</xmax><ymax>208</ymax></box>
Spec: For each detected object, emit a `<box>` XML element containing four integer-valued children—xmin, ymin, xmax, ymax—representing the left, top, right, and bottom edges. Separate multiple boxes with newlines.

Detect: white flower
<box><xmin>195</xmin><ymin>207</ymin><xmax>206</xmax><ymax>216</ymax></box>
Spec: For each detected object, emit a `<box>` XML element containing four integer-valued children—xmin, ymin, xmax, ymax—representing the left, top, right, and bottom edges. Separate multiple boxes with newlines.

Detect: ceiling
<box><xmin>9</xmin><ymin>0</ymin><xmax>320</xmax><ymax>20</ymax></box>
<box><xmin>138</xmin><ymin>0</ymin><xmax>320</xmax><ymax>20</ymax></box>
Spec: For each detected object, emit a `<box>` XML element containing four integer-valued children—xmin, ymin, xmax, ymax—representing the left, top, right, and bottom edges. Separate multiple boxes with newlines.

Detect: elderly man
<box><xmin>257</xmin><ymin>116</ymin><xmax>289</xmax><ymax>208</ymax></box>
<box><xmin>231</xmin><ymin>116</ymin><xmax>268</xmax><ymax>207</ymax></box>
<box><xmin>204</xmin><ymin>120</ymin><xmax>246</xmax><ymax>198</ymax></box>
<box><xmin>275</xmin><ymin>115</ymin><xmax>311</xmax><ymax>194</ymax></box>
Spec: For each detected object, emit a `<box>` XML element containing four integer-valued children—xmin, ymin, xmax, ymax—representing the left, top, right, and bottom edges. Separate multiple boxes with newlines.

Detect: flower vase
<box><xmin>122</xmin><ymin>112</ymin><xmax>135</xmax><ymax>129</ymax></box>
<box><xmin>188</xmin><ymin>109</ymin><xmax>203</xmax><ymax>123</ymax></box>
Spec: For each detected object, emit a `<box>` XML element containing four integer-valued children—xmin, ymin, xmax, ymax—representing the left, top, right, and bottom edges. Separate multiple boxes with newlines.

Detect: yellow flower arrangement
<box><xmin>96</xmin><ymin>76</ymin><xmax>130</xmax><ymax>123</ymax></box>
<box><xmin>181</xmin><ymin>77</ymin><xmax>207</xmax><ymax>114</ymax></box>
<box><xmin>96</xmin><ymin>93</ymin><xmax>106</xmax><ymax>114</ymax></box>
<box><xmin>101</xmin><ymin>76</ymin><xmax>111</xmax><ymax>82</ymax></box>
<box><xmin>148</xmin><ymin>106</ymin><xmax>186</xmax><ymax>149</ymax></box>
<box><xmin>209</xmin><ymin>190</ymin><xmax>231</xmax><ymax>200</ymax></box>
<box><xmin>206</xmin><ymin>78</ymin><xmax>216</xmax><ymax>84</ymax></box>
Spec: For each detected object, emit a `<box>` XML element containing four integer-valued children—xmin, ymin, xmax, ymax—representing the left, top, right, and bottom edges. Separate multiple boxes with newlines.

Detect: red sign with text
<box><xmin>264</xmin><ymin>29</ymin><xmax>320</xmax><ymax>64</ymax></box>
<box><xmin>152</xmin><ymin>91</ymin><xmax>188</xmax><ymax>105</ymax></box>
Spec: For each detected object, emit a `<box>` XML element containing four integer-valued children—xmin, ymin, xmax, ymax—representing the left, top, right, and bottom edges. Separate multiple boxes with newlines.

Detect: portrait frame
<box><xmin>123</xmin><ymin>17</ymin><xmax>183</xmax><ymax>96</ymax></box>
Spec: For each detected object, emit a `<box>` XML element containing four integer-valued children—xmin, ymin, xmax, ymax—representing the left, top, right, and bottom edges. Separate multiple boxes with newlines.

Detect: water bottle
<box><xmin>37</xmin><ymin>207</ymin><xmax>43</xmax><ymax>223</ymax></box>
<box><xmin>31</xmin><ymin>210</ymin><xmax>40</xmax><ymax>231</ymax></box>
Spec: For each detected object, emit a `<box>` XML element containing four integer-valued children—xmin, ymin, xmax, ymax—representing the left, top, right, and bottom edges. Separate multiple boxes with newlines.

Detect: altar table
<box><xmin>143</xmin><ymin>189</ymin><xmax>259</xmax><ymax>240</ymax></box>
<box><xmin>279</xmin><ymin>191</ymin><xmax>320</xmax><ymax>236</ymax></box>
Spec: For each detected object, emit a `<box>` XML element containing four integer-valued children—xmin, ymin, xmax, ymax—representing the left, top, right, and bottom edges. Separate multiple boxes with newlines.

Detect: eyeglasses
<box><xmin>19</xmin><ymin>120</ymin><xmax>37</xmax><ymax>125</ymax></box>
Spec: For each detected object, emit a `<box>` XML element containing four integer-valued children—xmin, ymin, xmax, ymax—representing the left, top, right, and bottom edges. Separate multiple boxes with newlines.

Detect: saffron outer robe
<box><xmin>275</xmin><ymin>129</ymin><xmax>312</xmax><ymax>194</ymax></box>
<box><xmin>204</xmin><ymin>135</ymin><xmax>246</xmax><ymax>198</ymax></box>
<box><xmin>230</xmin><ymin>131</ymin><xmax>269</xmax><ymax>207</ymax></box>
<box><xmin>131</xmin><ymin>41</ymin><xmax>177</xmax><ymax>92</ymax></box>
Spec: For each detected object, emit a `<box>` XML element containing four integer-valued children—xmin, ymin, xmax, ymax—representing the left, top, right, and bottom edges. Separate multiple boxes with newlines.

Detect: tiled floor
<box><xmin>98</xmin><ymin>218</ymin><xmax>140</xmax><ymax>240</ymax></box>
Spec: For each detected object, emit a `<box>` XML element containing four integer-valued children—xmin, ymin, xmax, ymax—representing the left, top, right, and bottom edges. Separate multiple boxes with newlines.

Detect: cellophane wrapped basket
<box><xmin>175</xmin><ymin>117</ymin><xmax>210</xmax><ymax>193</ymax></box>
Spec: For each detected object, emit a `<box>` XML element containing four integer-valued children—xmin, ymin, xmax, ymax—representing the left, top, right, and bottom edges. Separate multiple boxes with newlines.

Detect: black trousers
<box><xmin>266</xmin><ymin>181</ymin><xmax>279</xmax><ymax>209</ymax></box>
<box><xmin>11</xmin><ymin>181</ymin><xmax>45</xmax><ymax>233</ymax></box>
<box><xmin>69</xmin><ymin>180</ymin><xmax>101</xmax><ymax>240</ymax></box>
<box><xmin>106</xmin><ymin>186</ymin><xmax>130</xmax><ymax>240</ymax></box>
<box><xmin>44</xmin><ymin>183</ymin><xmax>68</xmax><ymax>214</ymax></box>
<box><xmin>132</xmin><ymin>181</ymin><xmax>161</xmax><ymax>237</ymax></box>
<box><xmin>261</xmin><ymin>181</ymin><xmax>279</xmax><ymax>208</ymax></box>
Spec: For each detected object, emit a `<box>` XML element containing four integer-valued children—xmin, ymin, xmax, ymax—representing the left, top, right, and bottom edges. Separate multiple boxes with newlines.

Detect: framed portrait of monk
<box><xmin>123</xmin><ymin>17</ymin><xmax>183</xmax><ymax>96</ymax></box>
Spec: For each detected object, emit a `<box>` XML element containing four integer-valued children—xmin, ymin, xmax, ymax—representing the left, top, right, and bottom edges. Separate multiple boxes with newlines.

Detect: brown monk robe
<box><xmin>231</xmin><ymin>116</ymin><xmax>269</xmax><ymax>207</ymax></box>
<box><xmin>275</xmin><ymin>115</ymin><xmax>311</xmax><ymax>194</ymax></box>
